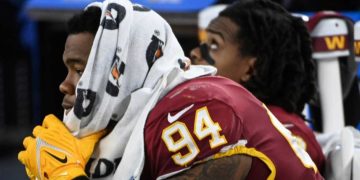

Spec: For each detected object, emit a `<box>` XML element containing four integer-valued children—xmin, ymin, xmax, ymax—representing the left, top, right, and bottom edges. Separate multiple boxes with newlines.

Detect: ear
<box><xmin>240</xmin><ymin>57</ymin><xmax>256</xmax><ymax>82</ymax></box>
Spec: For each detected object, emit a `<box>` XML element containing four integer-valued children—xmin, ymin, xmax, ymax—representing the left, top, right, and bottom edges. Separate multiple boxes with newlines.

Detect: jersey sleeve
<box><xmin>143</xmin><ymin>99</ymin><xmax>244</xmax><ymax>179</ymax></box>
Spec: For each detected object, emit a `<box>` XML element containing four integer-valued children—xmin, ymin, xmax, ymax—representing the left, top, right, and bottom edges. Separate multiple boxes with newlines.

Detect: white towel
<box><xmin>63</xmin><ymin>0</ymin><xmax>216</xmax><ymax>179</ymax></box>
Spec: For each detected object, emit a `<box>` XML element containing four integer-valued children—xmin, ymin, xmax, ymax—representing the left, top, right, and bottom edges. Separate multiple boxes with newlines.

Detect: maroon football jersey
<box><xmin>142</xmin><ymin>76</ymin><xmax>323</xmax><ymax>180</ymax></box>
<box><xmin>268</xmin><ymin>105</ymin><xmax>326</xmax><ymax>173</ymax></box>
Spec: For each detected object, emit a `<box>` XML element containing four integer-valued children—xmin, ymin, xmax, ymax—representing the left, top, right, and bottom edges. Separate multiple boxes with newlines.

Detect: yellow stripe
<box><xmin>262</xmin><ymin>104</ymin><xmax>318</xmax><ymax>173</ymax></box>
<box><xmin>212</xmin><ymin>145</ymin><xmax>276</xmax><ymax>180</ymax></box>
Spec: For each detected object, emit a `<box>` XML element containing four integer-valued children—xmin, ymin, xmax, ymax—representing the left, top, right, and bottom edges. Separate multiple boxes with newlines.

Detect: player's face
<box><xmin>60</xmin><ymin>32</ymin><xmax>94</xmax><ymax>115</ymax></box>
<box><xmin>190</xmin><ymin>17</ymin><xmax>255</xmax><ymax>84</ymax></box>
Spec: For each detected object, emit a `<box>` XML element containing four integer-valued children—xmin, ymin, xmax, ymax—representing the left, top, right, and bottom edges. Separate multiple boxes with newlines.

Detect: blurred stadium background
<box><xmin>0</xmin><ymin>0</ymin><xmax>359</xmax><ymax>178</ymax></box>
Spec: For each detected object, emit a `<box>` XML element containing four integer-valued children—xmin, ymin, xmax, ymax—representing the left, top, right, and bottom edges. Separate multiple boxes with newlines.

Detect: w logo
<box><xmin>324</xmin><ymin>36</ymin><xmax>346</xmax><ymax>50</ymax></box>
<box><xmin>355</xmin><ymin>40</ymin><xmax>360</xmax><ymax>56</ymax></box>
<box><xmin>312</xmin><ymin>35</ymin><xmax>348</xmax><ymax>52</ymax></box>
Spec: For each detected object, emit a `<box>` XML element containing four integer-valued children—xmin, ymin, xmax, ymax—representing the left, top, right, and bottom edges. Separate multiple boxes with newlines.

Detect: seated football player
<box><xmin>190</xmin><ymin>0</ymin><xmax>326</xmax><ymax>173</ymax></box>
<box><xmin>18</xmin><ymin>0</ymin><xmax>323</xmax><ymax>179</ymax></box>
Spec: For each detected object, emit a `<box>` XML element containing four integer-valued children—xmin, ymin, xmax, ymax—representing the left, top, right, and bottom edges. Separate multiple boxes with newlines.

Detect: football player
<box><xmin>18</xmin><ymin>0</ymin><xmax>323</xmax><ymax>179</ymax></box>
<box><xmin>190</xmin><ymin>0</ymin><xmax>326</xmax><ymax>173</ymax></box>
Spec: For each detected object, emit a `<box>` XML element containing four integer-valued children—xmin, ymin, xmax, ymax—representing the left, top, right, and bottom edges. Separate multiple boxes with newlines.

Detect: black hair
<box><xmin>220</xmin><ymin>0</ymin><xmax>316</xmax><ymax>115</ymax></box>
<box><xmin>67</xmin><ymin>6</ymin><xmax>102</xmax><ymax>35</ymax></box>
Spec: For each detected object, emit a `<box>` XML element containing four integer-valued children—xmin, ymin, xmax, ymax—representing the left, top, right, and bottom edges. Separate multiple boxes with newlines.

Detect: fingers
<box><xmin>25</xmin><ymin>167</ymin><xmax>36</xmax><ymax>180</ymax></box>
<box><xmin>23</xmin><ymin>136</ymin><xmax>34</xmax><ymax>148</ymax></box>
<box><xmin>42</xmin><ymin>114</ymin><xmax>60</xmax><ymax>128</ymax></box>
<box><xmin>20</xmin><ymin>136</ymin><xmax>35</xmax><ymax>165</ymax></box>
<box><xmin>19</xmin><ymin>152</ymin><xmax>37</xmax><ymax>179</ymax></box>
<box><xmin>18</xmin><ymin>151</ymin><xmax>27</xmax><ymax>165</ymax></box>
<box><xmin>42</xmin><ymin>114</ymin><xmax>68</xmax><ymax>132</ymax></box>
<box><xmin>80</xmin><ymin>130</ymin><xmax>107</xmax><ymax>149</ymax></box>
<box><xmin>79</xmin><ymin>130</ymin><xmax>106</xmax><ymax>161</ymax></box>
<box><xmin>83</xmin><ymin>130</ymin><xmax>107</xmax><ymax>141</ymax></box>
<box><xmin>32</xmin><ymin>126</ymin><xmax>45</xmax><ymax>137</ymax></box>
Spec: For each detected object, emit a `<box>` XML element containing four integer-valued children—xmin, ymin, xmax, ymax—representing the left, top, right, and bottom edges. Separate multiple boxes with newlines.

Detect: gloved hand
<box><xmin>25</xmin><ymin>167</ymin><xmax>36</xmax><ymax>180</ymax></box>
<box><xmin>18</xmin><ymin>114</ymin><xmax>105</xmax><ymax>180</ymax></box>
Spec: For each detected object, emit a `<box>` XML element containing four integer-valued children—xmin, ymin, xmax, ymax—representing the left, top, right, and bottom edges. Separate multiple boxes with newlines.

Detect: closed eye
<box><xmin>76</xmin><ymin>69</ymin><xmax>84</xmax><ymax>76</ymax></box>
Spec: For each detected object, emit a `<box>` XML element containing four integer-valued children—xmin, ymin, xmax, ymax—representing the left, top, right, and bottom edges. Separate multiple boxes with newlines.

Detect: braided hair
<box><xmin>67</xmin><ymin>6</ymin><xmax>101</xmax><ymax>35</ymax></box>
<box><xmin>220</xmin><ymin>0</ymin><xmax>316</xmax><ymax>115</ymax></box>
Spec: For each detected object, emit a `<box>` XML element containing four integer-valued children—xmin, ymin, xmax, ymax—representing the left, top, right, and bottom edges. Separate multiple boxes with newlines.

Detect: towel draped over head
<box><xmin>63</xmin><ymin>0</ymin><xmax>216</xmax><ymax>179</ymax></box>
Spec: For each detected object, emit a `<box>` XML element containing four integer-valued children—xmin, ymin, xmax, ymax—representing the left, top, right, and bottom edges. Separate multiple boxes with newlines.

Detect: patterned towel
<box><xmin>63</xmin><ymin>0</ymin><xmax>216</xmax><ymax>179</ymax></box>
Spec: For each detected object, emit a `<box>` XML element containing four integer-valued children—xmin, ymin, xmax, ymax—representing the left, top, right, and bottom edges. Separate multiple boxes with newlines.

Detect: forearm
<box><xmin>167</xmin><ymin>154</ymin><xmax>252</xmax><ymax>180</ymax></box>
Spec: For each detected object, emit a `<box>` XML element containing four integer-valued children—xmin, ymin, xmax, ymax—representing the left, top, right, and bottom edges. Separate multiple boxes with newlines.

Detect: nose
<box><xmin>190</xmin><ymin>46</ymin><xmax>207</xmax><ymax>65</ymax></box>
<box><xmin>59</xmin><ymin>74</ymin><xmax>75</xmax><ymax>96</ymax></box>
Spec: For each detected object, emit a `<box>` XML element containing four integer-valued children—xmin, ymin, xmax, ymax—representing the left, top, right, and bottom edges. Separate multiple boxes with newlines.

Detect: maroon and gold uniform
<box><xmin>268</xmin><ymin>105</ymin><xmax>326</xmax><ymax>173</ymax></box>
<box><xmin>143</xmin><ymin>76</ymin><xmax>323</xmax><ymax>179</ymax></box>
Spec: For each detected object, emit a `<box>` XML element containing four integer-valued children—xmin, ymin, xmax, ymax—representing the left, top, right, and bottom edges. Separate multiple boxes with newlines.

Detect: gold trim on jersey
<box><xmin>263</xmin><ymin>104</ymin><xmax>318</xmax><ymax>173</ymax></box>
<box><xmin>211</xmin><ymin>145</ymin><xmax>276</xmax><ymax>180</ymax></box>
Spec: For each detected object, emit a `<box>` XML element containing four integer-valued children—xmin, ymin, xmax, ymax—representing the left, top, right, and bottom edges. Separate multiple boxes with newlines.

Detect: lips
<box><xmin>62</xmin><ymin>101</ymin><xmax>74</xmax><ymax>115</ymax></box>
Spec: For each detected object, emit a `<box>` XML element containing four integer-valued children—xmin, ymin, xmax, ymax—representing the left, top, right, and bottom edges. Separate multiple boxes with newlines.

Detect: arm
<box><xmin>168</xmin><ymin>155</ymin><xmax>252</xmax><ymax>180</ymax></box>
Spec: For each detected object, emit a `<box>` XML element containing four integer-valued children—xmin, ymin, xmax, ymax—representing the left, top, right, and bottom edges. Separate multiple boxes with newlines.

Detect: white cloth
<box><xmin>316</xmin><ymin>127</ymin><xmax>360</xmax><ymax>180</ymax></box>
<box><xmin>63</xmin><ymin>0</ymin><xmax>216</xmax><ymax>179</ymax></box>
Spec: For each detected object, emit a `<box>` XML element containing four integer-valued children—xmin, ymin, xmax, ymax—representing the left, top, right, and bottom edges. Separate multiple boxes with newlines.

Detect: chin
<box><xmin>65</xmin><ymin>109</ymin><xmax>71</xmax><ymax>115</ymax></box>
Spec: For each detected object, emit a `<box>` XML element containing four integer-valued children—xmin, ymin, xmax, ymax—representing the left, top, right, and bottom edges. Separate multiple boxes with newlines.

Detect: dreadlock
<box><xmin>220</xmin><ymin>0</ymin><xmax>316</xmax><ymax>115</ymax></box>
<box><xmin>67</xmin><ymin>6</ymin><xmax>102</xmax><ymax>35</ymax></box>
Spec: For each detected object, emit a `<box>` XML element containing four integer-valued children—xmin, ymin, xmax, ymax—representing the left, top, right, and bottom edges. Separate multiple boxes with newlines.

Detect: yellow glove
<box><xmin>18</xmin><ymin>114</ymin><xmax>105</xmax><ymax>180</ymax></box>
<box><xmin>26</xmin><ymin>167</ymin><xmax>36</xmax><ymax>180</ymax></box>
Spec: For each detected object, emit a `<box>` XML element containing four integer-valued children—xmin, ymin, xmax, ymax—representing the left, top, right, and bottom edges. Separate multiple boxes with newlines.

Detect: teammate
<box><xmin>18</xmin><ymin>0</ymin><xmax>323</xmax><ymax>179</ymax></box>
<box><xmin>190</xmin><ymin>0</ymin><xmax>326</xmax><ymax>172</ymax></box>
